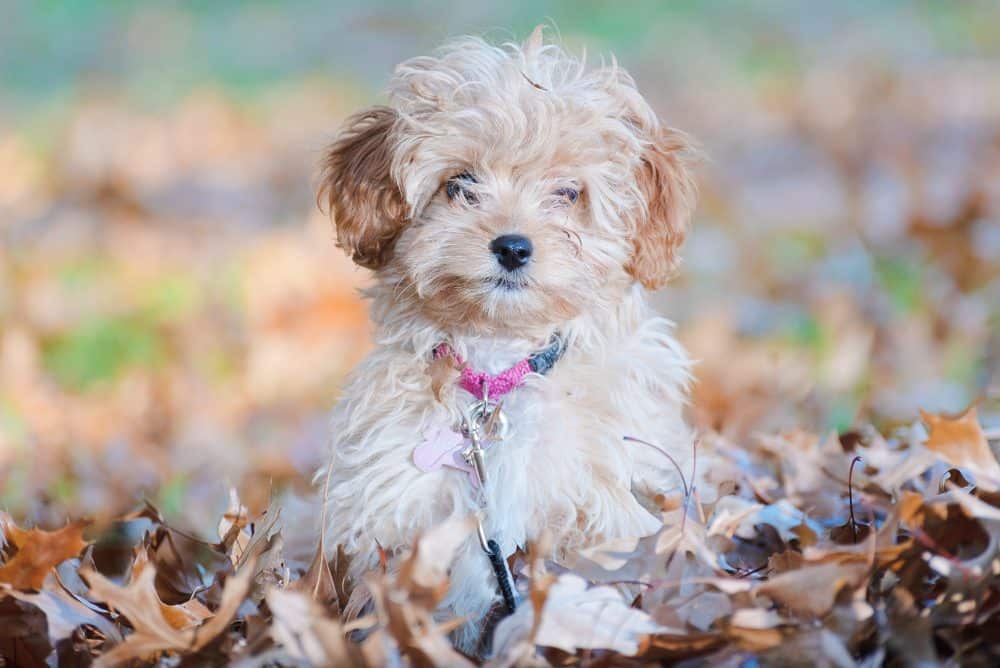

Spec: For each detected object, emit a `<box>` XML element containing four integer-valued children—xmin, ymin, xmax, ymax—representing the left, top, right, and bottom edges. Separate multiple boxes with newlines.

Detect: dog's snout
<box><xmin>490</xmin><ymin>234</ymin><xmax>533</xmax><ymax>271</ymax></box>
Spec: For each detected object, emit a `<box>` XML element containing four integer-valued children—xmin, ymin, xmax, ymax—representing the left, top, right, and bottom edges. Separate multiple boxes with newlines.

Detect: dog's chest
<box><xmin>446</xmin><ymin>344</ymin><xmax>582</xmax><ymax>479</ymax></box>
<box><xmin>432</xmin><ymin>351</ymin><xmax>634</xmax><ymax>549</ymax></box>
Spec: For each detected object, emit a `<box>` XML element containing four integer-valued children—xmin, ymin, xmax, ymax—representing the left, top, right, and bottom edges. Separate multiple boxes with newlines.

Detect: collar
<box><xmin>433</xmin><ymin>334</ymin><xmax>566</xmax><ymax>401</ymax></box>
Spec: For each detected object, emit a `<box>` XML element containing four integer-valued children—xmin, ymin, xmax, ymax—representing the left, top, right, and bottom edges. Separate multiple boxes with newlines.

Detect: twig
<box><xmin>318</xmin><ymin>463</ymin><xmax>335</xmax><ymax>559</ymax></box>
<box><xmin>605</xmin><ymin>578</ymin><xmax>657</xmax><ymax>589</ymax></box>
<box><xmin>848</xmin><ymin>456</ymin><xmax>863</xmax><ymax>544</ymax></box>
<box><xmin>736</xmin><ymin>564</ymin><xmax>769</xmax><ymax>579</ymax></box>
<box><xmin>664</xmin><ymin>440</ymin><xmax>702</xmax><ymax>576</ymax></box>
<box><xmin>623</xmin><ymin>436</ymin><xmax>689</xmax><ymax>498</ymax></box>
<box><xmin>690</xmin><ymin>438</ymin><xmax>699</xmax><ymax>499</ymax></box>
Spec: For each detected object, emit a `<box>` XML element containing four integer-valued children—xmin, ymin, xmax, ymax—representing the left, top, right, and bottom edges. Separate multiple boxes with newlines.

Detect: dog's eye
<box><xmin>446</xmin><ymin>171</ymin><xmax>479</xmax><ymax>205</ymax></box>
<box><xmin>554</xmin><ymin>187</ymin><xmax>579</xmax><ymax>204</ymax></box>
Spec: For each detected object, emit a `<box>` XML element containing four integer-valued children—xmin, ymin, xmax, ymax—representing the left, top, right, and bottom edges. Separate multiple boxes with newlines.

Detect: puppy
<box><xmin>317</xmin><ymin>28</ymin><xmax>697</xmax><ymax>649</ymax></box>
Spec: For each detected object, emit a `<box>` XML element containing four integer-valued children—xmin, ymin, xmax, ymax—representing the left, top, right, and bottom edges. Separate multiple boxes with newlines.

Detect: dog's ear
<box><xmin>626</xmin><ymin>124</ymin><xmax>698</xmax><ymax>290</ymax></box>
<box><xmin>319</xmin><ymin>106</ymin><xmax>407</xmax><ymax>270</ymax></box>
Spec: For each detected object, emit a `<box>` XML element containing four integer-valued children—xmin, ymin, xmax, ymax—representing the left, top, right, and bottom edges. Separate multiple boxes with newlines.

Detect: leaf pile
<box><xmin>3</xmin><ymin>406</ymin><xmax>999</xmax><ymax>665</ymax></box>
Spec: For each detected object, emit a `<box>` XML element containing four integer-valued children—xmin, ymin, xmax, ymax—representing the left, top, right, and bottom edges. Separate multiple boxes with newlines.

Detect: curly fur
<box><xmin>316</xmin><ymin>28</ymin><xmax>698</xmax><ymax>650</ymax></box>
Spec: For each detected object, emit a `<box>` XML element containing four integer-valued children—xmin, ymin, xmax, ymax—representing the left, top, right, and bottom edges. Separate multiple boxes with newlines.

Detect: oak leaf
<box><xmin>921</xmin><ymin>407</ymin><xmax>1000</xmax><ymax>489</ymax></box>
<box><xmin>494</xmin><ymin>574</ymin><xmax>666</xmax><ymax>657</ymax></box>
<box><xmin>82</xmin><ymin>560</ymin><xmax>252</xmax><ymax>667</ymax></box>
<box><xmin>0</xmin><ymin>516</ymin><xmax>89</xmax><ymax>591</ymax></box>
<box><xmin>266</xmin><ymin>587</ymin><xmax>360</xmax><ymax>666</ymax></box>
<box><xmin>756</xmin><ymin>559</ymin><xmax>869</xmax><ymax>618</ymax></box>
<box><xmin>289</xmin><ymin>539</ymin><xmax>339</xmax><ymax>613</ymax></box>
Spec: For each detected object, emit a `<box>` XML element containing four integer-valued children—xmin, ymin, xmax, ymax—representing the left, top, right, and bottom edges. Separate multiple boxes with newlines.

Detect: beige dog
<box><xmin>317</xmin><ymin>28</ymin><xmax>697</xmax><ymax>649</ymax></box>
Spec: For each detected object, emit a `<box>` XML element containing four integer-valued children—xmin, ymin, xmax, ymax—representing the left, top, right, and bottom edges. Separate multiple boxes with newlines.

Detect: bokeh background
<box><xmin>2</xmin><ymin>1</ymin><xmax>998</xmax><ymax>533</ymax></box>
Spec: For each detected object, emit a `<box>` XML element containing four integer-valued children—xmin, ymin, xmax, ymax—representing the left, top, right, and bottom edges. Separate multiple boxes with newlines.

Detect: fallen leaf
<box><xmin>217</xmin><ymin>488</ymin><xmax>250</xmax><ymax>566</ymax></box>
<box><xmin>0</xmin><ymin>596</ymin><xmax>53</xmax><ymax>666</ymax></box>
<box><xmin>2</xmin><ymin>575</ymin><xmax>122</xmax><ymax>645</ymax></box>
<box><xmin>729</xmin><ymin>607</ymin><xmax>789</xmax><ymax>629</ymax></box>
<box><xmin>82</xmin><ymin>558</ymin><xmax>252</xmax><ymax>667</ymax></box>
<box><xmin>756</xmin><ymin>559</ymin><xmax>869</xmax><ymax>618</ymax></box>
<box><xmin>722</xmin><ymin>623</ymin><xmax>785</xmax><ymax>652</ymax></box>
<box><xmin>921</xmin><ymin>407</ymin><xmax>1000</xmax><ymax>489</ymax></box>
<box><xmin>396</xmin><ymin>515</ymin><xmax>477</xmax><ymax>609</ymax></box>
<box><xmin>290</xmin><ymin>538</ymin><xmax>339</xmax><ymax>613</ymax></box>
<box><xmin>0</xmin><ymin>517</ymin><xmax>89</xmax><ymax>591</ymax></box>
<box><xmin>642</xmin><ymin>630</ymin><xmax>725</xmax><ymax>662</ymax></box>
<box><xmin>127</xmin><ymin>547</ymin><xmax>212</xmax><ymax>631</ymax></box>
<box><xmin>266</xmin><ymin>587</ymin><xmax>360</xmax><ymax>666</ymax></box>
<box><xmin>367</xmin><ymin>574</ymin><xmax>476</xmax><ymax>668</ymax></box>
<box><xmin>497</xmin><ymin>573</ymin><xmax>666</xmax><ymax>656</ymax></box>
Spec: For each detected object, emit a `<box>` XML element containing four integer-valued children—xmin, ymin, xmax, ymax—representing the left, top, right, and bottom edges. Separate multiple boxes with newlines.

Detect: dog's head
<box><xmin>320</xmin><ymin>28</ymin><xmax>696</xmax><ymax>335</ymax></box>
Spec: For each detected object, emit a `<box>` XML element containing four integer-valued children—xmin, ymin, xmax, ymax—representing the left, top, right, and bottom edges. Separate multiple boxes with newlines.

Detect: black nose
<box><xmin>490</xmin><ymin>234</ymin><xmax>533</xmax><ymax>271</ymax></box>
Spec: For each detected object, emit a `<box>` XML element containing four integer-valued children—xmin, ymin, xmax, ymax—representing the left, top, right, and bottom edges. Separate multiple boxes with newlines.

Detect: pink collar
<box><xmin>433</xmin><ymin>335</ymin><xmax>565</xmax><ymax>401</ymax></box>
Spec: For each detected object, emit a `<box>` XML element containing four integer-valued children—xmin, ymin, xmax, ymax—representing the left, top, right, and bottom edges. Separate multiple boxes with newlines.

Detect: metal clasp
<box><xmin>476</xmin><ymin>517</ymin><xmax>491</xmax><ymax>553</ymax></box>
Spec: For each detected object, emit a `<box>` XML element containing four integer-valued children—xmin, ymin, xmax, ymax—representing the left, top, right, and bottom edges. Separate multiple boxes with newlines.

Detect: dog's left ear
<box><xmin>319</xmin><ymin>106</ymin><xmax>407</xmax><ymax>270</ymax></box>
<box><xmin>626</xmin><ymin>125</ymin><xmax>698</xmax><ymax>290</ymax></box>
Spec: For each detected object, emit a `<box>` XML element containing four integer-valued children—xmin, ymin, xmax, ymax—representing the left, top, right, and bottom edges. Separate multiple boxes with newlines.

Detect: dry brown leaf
<box><xmin>643</xmin><ymin>631</ymin><xmax>725</xmax><ymax>662</ymax></box>
<box><xmin>84</xmin><ymin>566</ymin><xmax>195</xmax><ymax>664</ymax></box>
<box><xmin>921</xmin><ymin>407</ymin><xmax>1000</xmax><ymax>489</ymax></box>
<box><xmin>723</xmin><ymin>624</ymin><xmax>785</xmax><ymax>652</ymax></box>
<box><xmin>217</xmin><ymin>488</ymin><xmax>251</xmax><ymax>566</ymax></box>
<box><xmin>358</xmin><ymin>628</ymin><xmax>401</xmax><ymax>667</ymax></box>
<box><xmin>396</xmin><ymin>515</ymin><xmax>477</xmax><ymax>609</ymax></box>
<box><xmin>896</xmin><ymin>490</ymin><xmax>927</xmax><ymax>527</ymax></box>
<box><xmin>126</xmin><ymin>546</ymin><xmax>212</xmax><ymax>631</ymax></box>
<box><xmin>266</xmin><ymin>587</ymin><xmax>360</xmax><ymax>666</ymax></box>
<box><xmin>367</xmin><ymin>575</ymin><xmax>476</xmax><ymax>668</ymax></box>
<box><xmin>495</xmin><ymin>574</ymin><xmax>665</xmax><ymax>656</ymax></box>
<box><xmin>356</xmin><ymin>518</ymin><xmax>482</xmax><ymax>667</ymax></box>
<box><xmin>0</xmin><ymin>596</ymin><xmax>52</xmax><ymax>666</ymax></box>
<box><xmin>488</xmin><ymin>536</ymin><xmax>557</xmax><ymax>667</ymax></box>
<box><xmin>236</xmin><ymin>502</ymin><xmax>282</xmax><ymax>571</ymax></box>
<box><xmin>290</xmin><ymin>539</ymin><xmax>339</xmax><ymax>614</ymax></box>
<box><xmin>0</xmin><ymin>517</ymin><xmax>89</xmax><ymax>591</ymax></box>
<box><xmin>2</xmin><ymin>576</ymin><xmax>122</xmax><ymax>645</ymax></box>
<box><xmin>944</xmin><ymin>485</ymin><xmax>1000</xmax><ymax>524</ymax></box>
<box><xmin>83</xmin><ymin>559</ymin><xmax>253</xmax><ymax>667</ymax></box>
<box><xmin>331</xmin><ymin>544</ymin><xmax>353</xmax><ymax>612</ymax></box>
<box><xmin>766</xmin><ymin>549</ymin><xmax>804</xmax><ymax>575</ymax></box>
<box><xmin>755</xmin><ymin>559</ymin><xmax>869</xmax><ymax>618</ymax></box>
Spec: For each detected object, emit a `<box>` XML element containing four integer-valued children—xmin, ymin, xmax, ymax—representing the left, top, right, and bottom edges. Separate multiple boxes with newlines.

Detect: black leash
<box><xmin>485</xmin><ymin>539</ymin><xmax>517</xmax><ymax>614</ymax></box>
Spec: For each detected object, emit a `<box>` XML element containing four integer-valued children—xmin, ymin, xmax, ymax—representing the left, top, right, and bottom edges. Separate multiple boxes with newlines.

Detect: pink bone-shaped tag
<box><xmin>412</xmin><ymin>421</ymin><xmax>481</xmax><ymax>487</ymax></box>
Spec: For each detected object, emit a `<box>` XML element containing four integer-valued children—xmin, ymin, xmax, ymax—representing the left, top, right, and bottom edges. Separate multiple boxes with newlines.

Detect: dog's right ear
<box><xmin>319</xmin><ymin>107</ymin><xmax>407</xmax><ymax>270</ymax></box>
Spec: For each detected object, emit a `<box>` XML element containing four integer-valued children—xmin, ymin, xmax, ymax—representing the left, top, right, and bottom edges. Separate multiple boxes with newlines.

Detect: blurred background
<box><xmin>1</xmin><ymin>1</ymin><xmax>998</xmax><ymax>532</ymax></box>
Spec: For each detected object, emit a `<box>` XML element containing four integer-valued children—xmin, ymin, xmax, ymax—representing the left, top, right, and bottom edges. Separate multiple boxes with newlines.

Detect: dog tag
<box><xmin>413</xmin><ymin>421</ymin><xmax>482</xmax><ymax>486</ymax></box>
<box><xmin>413</xmin><ymin>422</ymin><xmax>465</xmax><ymax>471</ymax></box>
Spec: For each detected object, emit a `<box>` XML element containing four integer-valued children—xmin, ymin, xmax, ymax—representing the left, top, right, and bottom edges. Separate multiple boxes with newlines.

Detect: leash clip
<box><xmin>476</xmin><ymin>517</ymin><xmax>491</xmax><ymax>553</ymax></box>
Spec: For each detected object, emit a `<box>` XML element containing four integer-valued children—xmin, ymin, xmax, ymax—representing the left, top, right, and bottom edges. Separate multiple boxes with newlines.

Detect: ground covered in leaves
<box><xmin>3</xmin><ymin>408</ymin><xmax>1000</xmax><ymax>665</ymax></box>
<box><xmin>2</xmin><ymin>2</ymin><xmax>1000</xmax><ymax>666</ymax></box>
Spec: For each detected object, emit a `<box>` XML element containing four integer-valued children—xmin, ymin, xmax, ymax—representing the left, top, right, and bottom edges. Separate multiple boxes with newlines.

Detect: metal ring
<box><xmin>476</xmin><ymin>519</ymin><xmax>491</xmax><ymax>553</ymax></box>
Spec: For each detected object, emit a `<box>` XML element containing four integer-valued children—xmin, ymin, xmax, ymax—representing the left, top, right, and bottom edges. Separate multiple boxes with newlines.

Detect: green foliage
<box><xmin>0</xmin><ymin>399</ymin><xmax>28</xmax><ymax>448</ymax></box>
<box><xmin>768</xmin><ymin>230</ymin><xmax>828</xmax><ymax>273</ymax></box>
<box><xmin>43</xmin><ymin>316</ymin><xmax>164</xmax><ymax>391</ymax></box>
<box><xmin>784</xmin><ymin>312</ymin><xmax>826</xmax><ymax>352</ymax></box>
<box><xmin>143</xmin><ymin>275</ymin><xmax>201</xmax><ymax>324</ymax></box>
<box><xmin>156</xmin><ymin>475</ymin><xmax>190</xmax><ymax>519</ymax></box>
<box><xmin>875</xmin><ymin>256</ymin><xmax>923</xmax><ymax>315</ymax></box>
